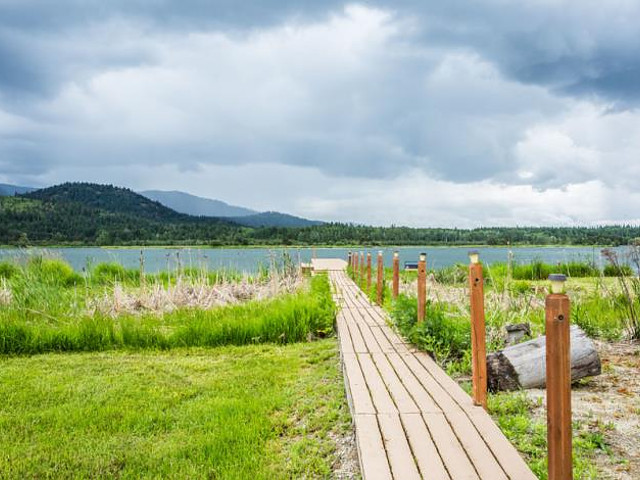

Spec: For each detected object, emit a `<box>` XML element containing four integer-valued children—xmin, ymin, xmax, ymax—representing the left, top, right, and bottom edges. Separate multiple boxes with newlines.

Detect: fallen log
<box><xmin>487</xmin><ymin>325</ymin><xmax>601</xmax><ymax>391</ymax></box>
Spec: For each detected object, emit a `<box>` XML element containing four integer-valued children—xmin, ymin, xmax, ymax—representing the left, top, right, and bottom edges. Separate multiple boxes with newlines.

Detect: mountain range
<box><xmin>0</xmin><ymin>183</ymin><xmax>322</xmax><ymax>228</ymax></box>
<box><xmin>139</xmin><ymin>190</ymin><xmax>322</xmax><ymax>227</ymax></box>
<box><xmin>0</xmin><ymin>184</ymin><xmax>36</xmax><ymax>196</ymax></box>
<box><xmin>140</xmin><ymin>190</ymin><xmax>257</xmax><ymax>217</ymax></box>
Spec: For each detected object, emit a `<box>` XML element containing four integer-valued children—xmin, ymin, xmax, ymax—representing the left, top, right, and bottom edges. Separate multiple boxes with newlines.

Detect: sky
<box><xmin>1</xmin><ymin>0</ymin><xmax>640</xmax><ymax>227</ymax></box>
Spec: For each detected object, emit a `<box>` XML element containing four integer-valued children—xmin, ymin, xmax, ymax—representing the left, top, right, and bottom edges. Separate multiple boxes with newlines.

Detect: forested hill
<box><xmin>26</xmin><ymin>183</ymin><xmax>189</xmax><ymax>222</ymax></box>
<box><xmin>1</xmin><ymin>182</ymin><xmax>639</xmax><ymax>246</ymax></box>
<box><xmin>1</xmin><ymin>183</ymin><xmax>243</xmax><ymax>246</ymax></box>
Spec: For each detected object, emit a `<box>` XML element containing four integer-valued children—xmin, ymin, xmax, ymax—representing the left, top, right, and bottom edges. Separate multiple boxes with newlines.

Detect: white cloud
<box><xmin>514</xmin><ymin>102</ymin><xmax>640</xmax><ymax>189</ymax></box>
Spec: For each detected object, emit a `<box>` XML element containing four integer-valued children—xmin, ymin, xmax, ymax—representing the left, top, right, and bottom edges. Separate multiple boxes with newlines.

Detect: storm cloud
<box><xmin>1</xmin><ymin>1</ymin><xmax>639</xmax><ymax>226</ymax></box>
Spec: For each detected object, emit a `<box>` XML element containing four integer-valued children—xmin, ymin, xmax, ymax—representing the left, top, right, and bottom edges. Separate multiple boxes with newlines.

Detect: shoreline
<box><xmin>0</xmin><ymin>244</ymin><xmax>616</xmax><ymax>250</ymax></box>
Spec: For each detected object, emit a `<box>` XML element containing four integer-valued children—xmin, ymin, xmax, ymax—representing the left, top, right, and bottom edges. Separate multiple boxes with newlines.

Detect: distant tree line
<box><xmin>0</xmin><ymin>183</ymin><xmax>639</xmax><ymax>247</ymax></box>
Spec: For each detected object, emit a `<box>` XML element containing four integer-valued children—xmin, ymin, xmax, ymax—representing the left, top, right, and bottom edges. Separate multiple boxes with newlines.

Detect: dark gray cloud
<box><xmin>1</xmin><ymin>1</ymin><xmax>640</xmax><ymax>226</ymax></box>
<box><xmin>2</xmin><ymin>1</ymin><xmax>639</xmax><ymax>103</ymax></box>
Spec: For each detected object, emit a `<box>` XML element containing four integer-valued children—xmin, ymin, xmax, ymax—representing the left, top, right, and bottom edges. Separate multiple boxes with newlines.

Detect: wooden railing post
<box><xmin>417</xmin><ymin>252</ymin><xmax>426</xmax><ymax>323</ymax></box>
<box><xmin>468</xmin><ymin>250</ymin><xmax>487</xmax><ymax>410</ymax></box>
<box><xmin>546</xmin><ymin>274</ymin><xmax>572</xmax><ymax>480</ymax></box>
<box><xmin>392</xmin><ymin>251</ymin><xmax>399</xmax><ymax>299</ymax></box>
<box><xmin>359</xmin><ymin>252</ymin><xmax>365</xmax><ymax>286</ymax></box>
<box><xmin>366</xmin><ymin>253</ymin><xmax>372</xmax><ymax>291</ymax></box>
<box><xmin>354</xmin><ymin>251</ymin><xmax>359</xmax><ymax>278</ymax></box>
<box><xmin>376</xmin><ymin>250</ymin><xmax>383</xmax><ymax>305</ymax></box>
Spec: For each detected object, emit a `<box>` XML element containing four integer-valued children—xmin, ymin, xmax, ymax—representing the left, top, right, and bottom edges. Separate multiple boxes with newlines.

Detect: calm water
<box><xmin>0</xmin><ymin>246</ymin><xmax>629</xmax><ymax>273</ymax></box>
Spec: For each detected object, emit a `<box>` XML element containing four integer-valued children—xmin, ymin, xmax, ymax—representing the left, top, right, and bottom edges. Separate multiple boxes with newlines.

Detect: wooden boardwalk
<box><xmin>326</xmin><ymin>266</ymin><xmax>537</xmax><ymax>480</ymax></box>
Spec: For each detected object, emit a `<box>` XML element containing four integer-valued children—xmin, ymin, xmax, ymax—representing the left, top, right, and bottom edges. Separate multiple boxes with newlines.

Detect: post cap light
<box><xmin>367</xmin><ymin>252</ymin><xmax>371</xmax><ymax>257</ymax></box>
<box><xmin>393</xmin><ymin>251</ymin><xmax>399</xmax><ymax>258</ymax></box>
<box><xmin>419</xmin><ymin>252</ymin><xmax>426</xmax><ymax>262</ymax></box>
<box><xmin>468</xmin><ymin>250</ymin><xmax>480</xmax><ymax>265</ymax></box>
<box><xmin>378</xmin><ymin>250</ymin><xmax>383</xmax><ymax>256</ymax></box>
<box><xmin>548</xmin><ymin>274</ymin><xmax>567</xmax><ymax>294</ymax></box>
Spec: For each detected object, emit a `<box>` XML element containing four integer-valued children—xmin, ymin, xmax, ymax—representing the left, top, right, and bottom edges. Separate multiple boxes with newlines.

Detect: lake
<box><xmin>0</xmin><ymin>246</ymin><xmax>630</xmax><ymax>273</ymax></box>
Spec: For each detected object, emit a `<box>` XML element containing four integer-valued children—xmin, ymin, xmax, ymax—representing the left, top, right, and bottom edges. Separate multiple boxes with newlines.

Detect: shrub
<box><xmin>510</xmin><ymin>280</ymin><xmax>532</xmax><ymax>295</ymax></box>
<box><xmin>0</xmin><ymin>262</ymin><xmax>20</xmax><ymax>280</ymax></box>
<box><xmin>603</xmin><ymin>264</ymin><xmax>633</xmax><ymax>277</ymax></box>
<box><xmin>390</xmin><ymin>294</ymin><xmax>470</xmax><ymax>367</ymax></box>
<box><xmin>27</xmin><ymin>258</ymin><xmax>82</xmax><ymax>287</ymax></box>
<box><xmin>91</xmin><ymin>263</ymin><xmax>140</xmax><ymax>284</ymax></box>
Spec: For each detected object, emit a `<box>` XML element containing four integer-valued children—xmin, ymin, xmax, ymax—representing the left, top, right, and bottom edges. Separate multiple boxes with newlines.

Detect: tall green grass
<box><xmin>0</xmin><ymin>256</ymin><xmax>335</xmax><ymax>355</ymax></box>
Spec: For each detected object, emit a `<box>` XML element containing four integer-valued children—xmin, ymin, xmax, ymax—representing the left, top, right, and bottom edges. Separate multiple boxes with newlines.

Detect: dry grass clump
<box><xmin>0</xmin><ymin>278</ymin><xmax>12</xmax><ymax>306</ymax></box>
<box><xmin>88</xmin><ymin>270</ymin><xmax>303</xmax><ymax>317</ymax></box>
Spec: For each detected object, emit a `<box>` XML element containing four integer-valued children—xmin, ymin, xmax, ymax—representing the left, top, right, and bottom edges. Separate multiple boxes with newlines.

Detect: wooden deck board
<box><xmin>378</xmin><ymin>413</ymin><xmax>422</xmax><ymax>480</ymax></box>
<box><xmin>355</xmin><ymin>414</ymin><xmax>393</xmax><ymax>480</ymax></box>
<box><xmin>328</xmin><ymin>268</ymin><xmax>536</xmax><ymax>480</ymax></box>
<box><xmin>401</xmin><ymin>413</ymin><xmax>451</xmax><ymax>480</ymax></box>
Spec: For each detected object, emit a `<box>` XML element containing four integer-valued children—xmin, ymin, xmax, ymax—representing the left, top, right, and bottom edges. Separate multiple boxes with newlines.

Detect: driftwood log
<box><xmin>487</xmin><ymin>325</ymin><xmax>601</xmax><ymax>391</ymax></box>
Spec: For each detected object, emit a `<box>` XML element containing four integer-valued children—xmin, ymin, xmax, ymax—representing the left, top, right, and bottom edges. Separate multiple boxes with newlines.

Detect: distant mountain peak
<box><xmin>140</xmin><ymin>190</ymin><xmax>257</xmax><ymax>218</ymax></box>
<box><xmin>139</xmin><ymin>189</ymin><xmax>324</xmax><ymax>227</ymax></box>
<box><xmin>0</xmin><ymin>183</ymin><xmax>36</xmax><ymax>196</ymax></box>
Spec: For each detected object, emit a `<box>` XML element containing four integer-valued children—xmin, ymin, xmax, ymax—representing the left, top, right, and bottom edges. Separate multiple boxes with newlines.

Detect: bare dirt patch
<box><xmin>330</xmin><ymin>428</ymin><xmax>360</xmax><ymax>479</ymax></box>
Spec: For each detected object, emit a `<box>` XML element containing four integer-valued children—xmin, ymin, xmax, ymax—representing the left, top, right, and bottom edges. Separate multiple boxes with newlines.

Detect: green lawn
<box><xmin>0</xmin><ymin>340</ymin><xmax>352</xmax><ymax>479</ymax></box>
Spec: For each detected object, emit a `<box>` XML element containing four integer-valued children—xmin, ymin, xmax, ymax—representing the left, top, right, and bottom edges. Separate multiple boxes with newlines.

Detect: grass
<box><xmin>0</xmin><ymin>256</ymin><xmax>353</xmax><ymax>478</ymax></box>
<box><xmin>0</xmin><ymin>273</ymin><xmax>335</xmax><ymax>355</ymax></box>
<box><xmin>0</xmin><ymin>339</ymin><xmax>352</xmax><ymax>479</ymax></box>
<box><xmin>488</xmin><ymin>391</ymin><xmax>614</xmax><ymax>480</ymax></box>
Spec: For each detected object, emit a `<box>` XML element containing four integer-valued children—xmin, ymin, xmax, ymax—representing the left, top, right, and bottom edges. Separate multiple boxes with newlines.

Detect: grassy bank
<box><xmin>0</xmin><ymin>340</ymin><xmax>353</xmax><ymax>479</ymax></box>
<box><xmin>0</xmin><ymin>262</ymin><xmax>334</xmax><ymax>355</ymax></box>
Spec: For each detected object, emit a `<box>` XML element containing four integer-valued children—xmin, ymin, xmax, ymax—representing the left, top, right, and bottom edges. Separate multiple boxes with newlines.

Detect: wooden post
<box><xmin>417</xmin><ymin>253</ymin><xmax>426</xmax><ymax>323</ymax></box>
<box><xmin>376</xmin><ymin>250</ymin><xmax>383</xmax><ymax>305</ymax></box>
<box><xmin>366</xmin><ymin>253</ymin><xmax>372</xmax><ymax>291</ymax></box>
<box><xmin>360</xmin><ymin>252</ymin><xmax>365</xmax><ymax>286</ymax></box>
<box><xmin>354</xmin><ymin>251</ymin><xmax>359</xmax><ymax>278</ymax></box>
<box><xmin>468</xmin><ymin>250</ymin><xmax>487</xmax><ymax>409</ymax></box>
<box><xmin>392</xmin><ymin>251</ymin><xmax>399</xmax><ymax>299</ymax></box>
<box><xmin>348</xmin><ymin>251</ymin><xmax>352</xmax><ymax>272</ymax></box>
<box><xmin>546</xmin><ymin>274</ymin><xmax>572</xmax><ymax>480</ymax></box>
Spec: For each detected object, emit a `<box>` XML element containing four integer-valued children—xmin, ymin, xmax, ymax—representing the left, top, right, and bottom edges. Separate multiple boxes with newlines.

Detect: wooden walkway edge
<box><xmin>321</xmin><ymin>263</ymin><xmax>536</xmax><ymax>480</ymax></box>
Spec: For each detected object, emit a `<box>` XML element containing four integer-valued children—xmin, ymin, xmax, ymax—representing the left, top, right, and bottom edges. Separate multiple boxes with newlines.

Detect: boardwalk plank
<box><xmin>401</xmin><ymin>413</ymin><xmax>451</xmax><ymax>480</ymax></box>
<box><xmin>378</xmin><ymin>413</ymin><xmax>422</xmax><ymax>480</ymax></box>
<box><xmin>385</xmin><ymin>352</ymin><xmax>441</xmax><ymax>413</ymax></box>
<box><xmin>337</xmin><ymin>313</ymin><xmax>354</xmax><ymax>354</ymax></box>
<box><xmin>371</xmin><ymin>352</ymin><xmax>420</xmax><ymax>413</ymax></box>
<box><xmin>343</xmin><ymin>353</ymin><xmax>376</xmax><ymax>415</ymax></box>
<box><xmin>355</xmin><ymin>414</ymin><xmax>393</xmax><ymax>480</ymax></box>
<box><xmin>413</xmin><ymin>350</ymin><xmax>476</xmax><ymax>410</ymax></box>
<box><xmin>346</xmin><ymin>308</ymin><xmax>382</xmax><ymax>353</ymax></box>
<box><xmin>369</xmin><ymin>326</ymin><xmax>396</xmax><ymax>353</ymax></box>
<box><xmin>358</xmin><ymin>353</ymin><xmax>397</xmax><ymax>414</ymax></box>
<box><xmin>446</xmin><ymin>410</ymin><xmax>509</xmax><ymax>480</ymax></box>
<box><xmin>423</xmin><ymin>413</ymin><xmax>480</xmax><ymax>480</ymax></box>
<box><xmin>345</xmin><ymin>309</ymin><xmax>369</xmax><ymax>353</ymax></box>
